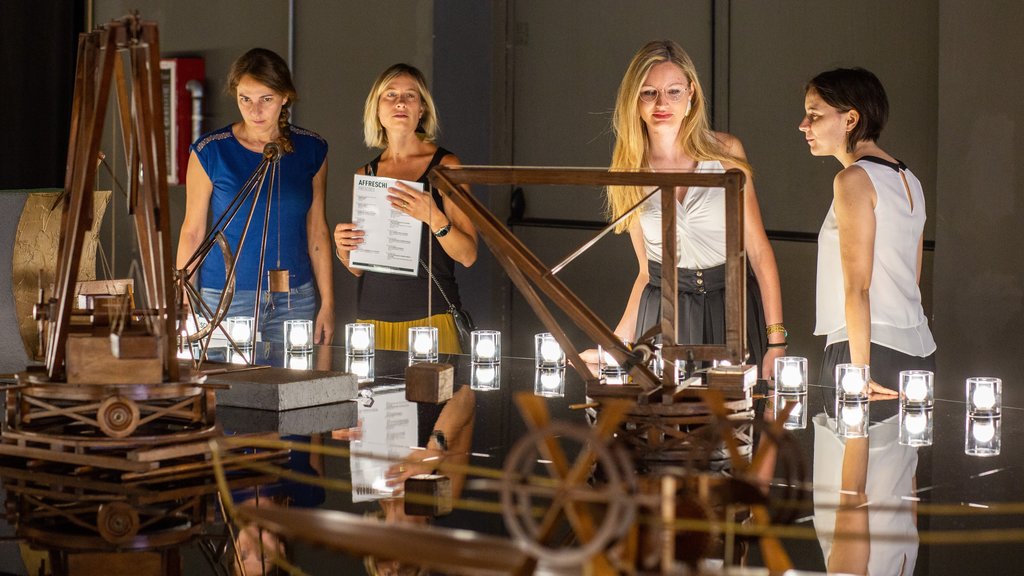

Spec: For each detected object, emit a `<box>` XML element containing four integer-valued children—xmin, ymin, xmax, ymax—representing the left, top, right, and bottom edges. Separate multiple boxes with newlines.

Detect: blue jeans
<box><xmin>202</xmin><ymin>281</ymin><xmax>317</xmax><ymax>345</ymax></box>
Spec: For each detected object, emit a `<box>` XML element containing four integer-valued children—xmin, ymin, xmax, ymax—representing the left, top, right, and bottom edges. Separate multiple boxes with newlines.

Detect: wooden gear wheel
<box><xmin>96</xmin><ymin>501</ymin><xmax>141</xmax><ymax>544</ymax></box>
<box><xmin>96</xmin><ymin>396</ymin><xmax>140</xmax><ymax>438</ymax></box>
<box><xmin>500</xmin><ymin>421</ymin><xmax>636</xmax><ymax>567</ymax></box>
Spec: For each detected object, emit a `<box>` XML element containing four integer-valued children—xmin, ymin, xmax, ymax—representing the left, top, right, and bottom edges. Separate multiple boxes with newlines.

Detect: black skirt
<box><xmin>636</xmin><ymin>260</ymin><xmax>768</xmax><ymax>376</ymax></box>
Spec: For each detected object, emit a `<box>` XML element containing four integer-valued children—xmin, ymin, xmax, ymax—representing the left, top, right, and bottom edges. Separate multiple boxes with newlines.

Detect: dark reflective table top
<box><xmin>2</xmin><ymin>344</ymin><xmax>1021</xmax><ymax>575</ymax></box>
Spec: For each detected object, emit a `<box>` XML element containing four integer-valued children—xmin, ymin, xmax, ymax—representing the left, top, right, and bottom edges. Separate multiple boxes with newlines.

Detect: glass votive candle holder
<box><xmin>535</xmin><ymin>333</ymin><xmax>565</xmax><ymax>367</ymax></box>
<box><xmin>286</xmin><ymin>351</ymin><xmax>312</xmax><ymax>370</ymax></box>
<box><xmin>470</xmin><ymin>330</ymin><xmax>501</xmax><ymax>364</ymax></box>
<box><xmin>775</xmin><ymin>356</ymin><xmax>808</xmax><ymax>393</ymax></box>
<box><xmin>836</xmin><ymin>363</ymin><xmax>870</xmax><ymax>401</ymax></box>
<box><xmin>775</xmin><ymin>392</ymin><xmax>807</xmax><ymax>431</ymax></box>
<box><xmin>534</xmin><ymin>366</ymin><xmax>566</xmax><ymax>398</ymax></box>
<box><xmin>344</xmin><ymin>354</ymin><xmax>375</xmax><ymax>383</ymax></box>
<box><xmin>470</xmin><ymin>363</ymin><xmax>501</xmax><ymax>391</ymax></box>
<box><xmin>345</xmin><ymin>322</ymin><xmax>375</xmax><ymax>356</ymax></box>
<box><xmin>836</xmin><ymin>398</ymin><xmax>869</xmax><ymax>438</ymax></box>
<box><xmin>966</xmin><ymin>377</ymin><xmax>1001</xmax><ymax>416</ymax></box>
<box><xmin>899</xmin><ymin>406</ymin><xmax>933</xmax><ymax>447</ymax></box>
<box><xmin>227</xmin><ymin>316</ymin><xmax>255</xmax><ymax>348</ymax></box>
<box><xmin>965</xmin><ymin>414</ymin><xmax>1001</xmax><ymax>456</ymax></box>
<box><xmin>284</xmin><ymin>319</ymin><xmax>313</xmax><ymax>353</ymax></box>
<box><xmin>408</xmin><ymin>326</ymin><xmax>438</xmax><ymax>362</ymax></box>
<box><xmin>598</xmin><ymin>344</ymin><xmax>628</xmax><ymax>385</ymax></box>
<box><xmin>900</xmin><ymin>370</ymin><xmax>934</xmax><ymax>409</ymax></box>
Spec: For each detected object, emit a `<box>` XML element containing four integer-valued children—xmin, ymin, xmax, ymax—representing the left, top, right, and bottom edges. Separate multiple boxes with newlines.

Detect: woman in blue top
<box><xmin>177</xmin><ymin>48</ymin><xmax>334</xmax><ymax>345</ymax></box>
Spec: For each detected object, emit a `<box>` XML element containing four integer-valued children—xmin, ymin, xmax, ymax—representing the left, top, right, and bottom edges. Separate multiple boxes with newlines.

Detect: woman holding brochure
<box><xmin>334</xmin><ymin>63</ymin><xmax>477</xmax><ymax>353</ymax></box>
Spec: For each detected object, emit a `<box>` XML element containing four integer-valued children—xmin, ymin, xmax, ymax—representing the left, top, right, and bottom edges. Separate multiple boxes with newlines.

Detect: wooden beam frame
<box><xmin>429</xmin><ymin>166</ymin><xmax>746</xmax><ymax>391</ymax></box>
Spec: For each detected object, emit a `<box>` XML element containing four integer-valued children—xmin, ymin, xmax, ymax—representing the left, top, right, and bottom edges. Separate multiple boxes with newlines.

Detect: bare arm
<box><xmin>307</xmin><ymin>158</ymin><xmax>334</xmax><ymax>344</ymax></box>
<box><xmin>827</xmin><ymin>437</ymin><xmax>870</xmax><ymax>574</ymax></box>
<box><xmin>720</xmin><ymin>134</ymin><xmax>786</xmax><ymax>379</ymax></box>
<box><xmin>613</xmin><ymin>220</ymin><xmax>650</xmax><ymax>343</ymax></box>
<box><xmin>834</xmin><ymin>166</ymin><xmax>894</xmax><ymax>394</ymax></box>
<box><xmin>176</xmin><ymin>152</ymin><xmax>213</xmax><ymax>273</ymax></box>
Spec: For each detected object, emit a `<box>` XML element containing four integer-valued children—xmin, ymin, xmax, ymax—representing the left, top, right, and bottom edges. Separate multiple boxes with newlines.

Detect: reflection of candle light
<box><xmin>540</xmin><ymin>371</ymin><xmax>562</xmax><ymax>389</ymax></box>
<box><xmin>905</xmin><ymin>376</ymin><xmax>928</xmax><ymax>403</ymax></box>
<box><xmin>350</xmin><ymin>359</ymin><xmax>370</xmax><ymax>379</ymax></box>
<box><xmin>413</xmin><ymin>334</ymin><xmax>433</xmax><ymax>355</ymax></box>
<box><xmin>972</xmin><ymin>420</ymin><xmax>995</xmax><ymax>443</ymax></box>
<box><xmin>973</xmin><ymin>387</ymin><xmax>996</xmax><ymax>411</ymax></box>
<box><xmin>779</xmin><ymin>365</ymin><xmax>803</xmax><ymax>389</ymax></box>
<box><xmin>540</xmin><ymin>340</ymin><xmax>562</xmax><ymax>363</ymax></box>
<box><xmin>785</xmin><ymin>398</ymin><xmax>803</xmax><ymax>417</ymax></box>
<box><xmin>842</xmin><ymin>371</ymin><xmax>866</xmax><ymax>395</ymax></box>
<box><xmin>475</xmin><ymin>366</ymin><xmax>496</xmax><ymax>385</ymax></box>
<box><xmin>288</xmin><ymin>354</ymin><xmax>310</xmax><ymax>370</ymax></box>
<box><xmin>904</xmin><ymin>411</ymin><xmax>928</xmax><ymax>435</ymax></box>
<box><xmin>602</xmin><ymin>350</ymin><xmax>618</xmax><ymax>367</ymax></box>
<box><xmin>841</xmin><ymin>404</ymin><xmax>865</xmax><ymax>427</ymax></box>
<box><xmin>476</xmin><ymin>338</ymin><xmax>496</xmax><ymax>359</ymax></box>
<box><xmin>350</xmin><ymin>328</ymin><xmax>370</xmax><ymax>351</ymax></box>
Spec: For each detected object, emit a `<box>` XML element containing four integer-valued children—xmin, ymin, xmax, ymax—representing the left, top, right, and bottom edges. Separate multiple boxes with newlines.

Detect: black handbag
<box><xmin>421</xmin><ymin>259</ymin><xmax>475</xmax><ymax>352</ymax></box>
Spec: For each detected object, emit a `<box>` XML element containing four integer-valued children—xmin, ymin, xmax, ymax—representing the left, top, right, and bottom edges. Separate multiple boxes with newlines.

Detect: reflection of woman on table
<box><xmin>812</xmin><ymin>414</ymin><xmax>918</xmax><ymax>575</ymax></box>
<box><xmin>176</xmin><ymin>48</ymin><xmax>334</xmax><ymax>345</ymax></box>
<box><xmin>604</xmin><ymin>40</ymin><xmax>786</xmax><ymax>378</ymax></box>
<box><xmin>333</xmin><ymin>63</ymin><xmax>477</xmax><ymax>354</ymax></box>
<box><xmin>368</xmin><ymin>386</ymin><xmax>476</xmax><ymax>575</ymax></box>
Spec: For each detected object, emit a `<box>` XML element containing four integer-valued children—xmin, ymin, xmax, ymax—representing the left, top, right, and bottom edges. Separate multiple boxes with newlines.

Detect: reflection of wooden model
<box><xmin>2</xmin><ymin>15</ymin><xmax>215</xmax><ymax>467</ymax></box>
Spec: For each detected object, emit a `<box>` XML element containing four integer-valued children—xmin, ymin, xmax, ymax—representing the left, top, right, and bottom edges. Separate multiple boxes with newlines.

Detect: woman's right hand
<box><xmin>333</xmin><ymin>222</ymin><xmax>364</xmax><ymax>265</ymax></box>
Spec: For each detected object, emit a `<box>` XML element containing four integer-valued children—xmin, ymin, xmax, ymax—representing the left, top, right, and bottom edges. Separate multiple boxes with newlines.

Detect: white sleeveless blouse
<box><xmin>638</xmin><ymin>160</ymin><xmax>727</xmax><ymax>270</ymax></box>
<box><xmin>814</xmin><ymin>158</ymin><xmax>936</xmax><ymax>356</ymax></box>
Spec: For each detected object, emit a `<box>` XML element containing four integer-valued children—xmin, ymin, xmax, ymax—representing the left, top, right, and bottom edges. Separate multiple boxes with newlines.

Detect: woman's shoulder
<box><xmin>709</xmin><ymin>130</ymin><xmax>744</xmax><ymax>156</ymax></box>
<box><xmin>289</xmin><ymin>124</ymin><xmax>328</xmax><ymax>145</ymax></box>
<box><xmin>191</xmin><ymin>124</ymin><xmax>235</xmax><ymax>153</ymax></box>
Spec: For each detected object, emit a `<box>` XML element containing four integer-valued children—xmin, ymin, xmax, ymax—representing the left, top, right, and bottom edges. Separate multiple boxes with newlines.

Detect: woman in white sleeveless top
<box><xmin>604</xmin><ymin>40</ymin><xmax>787</xmax><ymax>379</ymax></box>
<box><xmin>800</xmin><ymin>68</ymin><xmax>936</xmax><ymax>394</ymax></box>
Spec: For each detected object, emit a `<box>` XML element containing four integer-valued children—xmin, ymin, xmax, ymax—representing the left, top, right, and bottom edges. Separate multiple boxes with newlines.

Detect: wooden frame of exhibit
<box><xmin>429</xmin><ymin>166</ymin><xmax>747</xmax><ymax>392</ymax></box>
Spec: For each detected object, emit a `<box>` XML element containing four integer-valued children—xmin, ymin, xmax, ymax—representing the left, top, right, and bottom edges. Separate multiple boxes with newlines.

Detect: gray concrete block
<box><xmin>219</xmin><ymin>401</ymin><xmax>358</xmax><ymax>435</ymax></box>
<box><xmin>208</xmin><ymin>367</ymin><xmax>357</xmax><ymax>411</ymax></box>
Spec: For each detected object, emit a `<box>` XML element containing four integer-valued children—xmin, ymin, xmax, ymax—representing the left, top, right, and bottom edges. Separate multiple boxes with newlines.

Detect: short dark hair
<box><xmin>806</xmin><ymin>68</ymin><xmax>888</xmax><ymax>152</ymax></box>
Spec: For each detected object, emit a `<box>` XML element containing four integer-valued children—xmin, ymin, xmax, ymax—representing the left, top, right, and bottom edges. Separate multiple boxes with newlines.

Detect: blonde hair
<box><xmin>607</xmin><ymin>40</ymin><xmax>750</xmax><ymax>233</ymax></box>
<box><xmin>362</xmin><ymin>63</ymin><xmax>439</xmax><ymax>149</ymax></box>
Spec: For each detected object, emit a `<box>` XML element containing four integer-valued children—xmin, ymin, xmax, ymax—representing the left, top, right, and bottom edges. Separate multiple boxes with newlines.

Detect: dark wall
<box><xmin>0</xmin><ymin>0</ymin><xmax>84</xmax><ymax>189</ymax></box>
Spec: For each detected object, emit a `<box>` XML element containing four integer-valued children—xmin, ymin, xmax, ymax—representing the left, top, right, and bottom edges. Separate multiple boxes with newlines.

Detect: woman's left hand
<box><xmin>868</xmin><ymin>379</ymin><xmax>899</xmax><ymax>398</ymax></box>
<box><xmin>314</xmin><ymin>305</ymin><xmax>335</xmax><ymax>345</ymax></box>
<box><xmin>385</xmin><ymin>447</ymin><xmax>444</xmax><ymax>488</ymax></box>
<box><xmin>388</xmin><ymin>180</ymin><xmax>438</xmax><ymax>225</ymax></box>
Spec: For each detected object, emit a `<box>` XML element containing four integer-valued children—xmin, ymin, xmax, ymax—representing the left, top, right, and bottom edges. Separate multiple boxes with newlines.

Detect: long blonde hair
<box><xmin>607</xmin><ymin>40</ymin><xmax>749</xmax><ymax>233</ymax></box>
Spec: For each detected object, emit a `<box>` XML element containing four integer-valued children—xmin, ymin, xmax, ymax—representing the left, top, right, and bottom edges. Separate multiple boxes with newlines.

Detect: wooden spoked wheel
<box><xmin>500</xmin><ymin>422</ymin><xmax>635</xmax><ymax>566</ymax></box>
<box><xmin>96</xmin><ymin>501</ymin><xmax>140</xmax><ymax>544</ymax></box>
<box><xmin>96</xmin><ymin>396</ymin><xmax>141</xmax><ymax>438</ymax></box>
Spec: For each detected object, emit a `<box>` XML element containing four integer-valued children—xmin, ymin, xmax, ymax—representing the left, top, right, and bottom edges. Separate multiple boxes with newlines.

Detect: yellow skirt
<box><xmin>357</xmin><ymin>312</ymin><xmax>463</xmax><ymax>355</ymax></box>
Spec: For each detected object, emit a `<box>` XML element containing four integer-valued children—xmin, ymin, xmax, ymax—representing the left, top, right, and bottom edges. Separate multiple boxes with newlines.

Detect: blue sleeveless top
<box><xmin>191</xmin><ymin>124</ymin><xmax>328</xmax><ymax>291</ymax></box>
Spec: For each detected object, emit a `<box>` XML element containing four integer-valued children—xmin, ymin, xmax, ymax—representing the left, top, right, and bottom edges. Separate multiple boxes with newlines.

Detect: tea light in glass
<box><xmin>965</xmin><ymin>414</ymin><xmax>1001</xmax><ymax>456</ymax></box>
<box><xmin>535</xmin><ymin>333</ymin><xmax>565</xmax><ymax>367</ymax></box>
<box><xmin>534</xmin><ymin>367</ymin><xmax>566</xmax><ymax>398</ymax></box>
<box><xmin>836</xmin><ymin>363</ymin><xmax>870</xmax><ymax>401</ymax></box>
<box><xmin>966</xmin><ymin>377</ymin><xmax>1001</xmax><ymax>416</ymax></box>
<box><xmin>408</xmin><ymin>326</ymin><xmax>438</xmax><ymax>362</ymax></box>
<box><xmin>900</xmin><ymin>370</ymin><xmax>933</xmax><ymax>408</ymax></box>
<box><xmin>775</xmin><ymin>357</ymin><xmax>808</xmax><ymax>393</ymax></box>
<box><xmin>471</xmin><ymin>364</ymin><xmax>501</xmax><ymax>391</ymax></box>
<box><xmin>471</xmin><ymin>330</ymin><xmax>500</xmax><ymax>364</ymax></box>
<box><xmin>345</xmin><ymin>323</ymin><xmax>375</xmax><ymax>356</ymax></box>
<box><xmin>227</xmin><ymin>316</ymin><xmax>255</xmax><ymax>348</ymax></box>
<box><xmin>284</xmin><ymin>319</ymin><xmax>313</xmax><ymax>353</ymax></box>
<box><xmin>775</xmin><ymin>393</ymin><xmax>807</xmax><ymax>430</ymax></box>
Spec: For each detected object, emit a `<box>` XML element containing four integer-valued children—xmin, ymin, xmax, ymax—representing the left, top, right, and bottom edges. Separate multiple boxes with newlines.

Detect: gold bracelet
<box><xmin>766</xmin><ymin>323</ymin><xmax>787</xmax><ymax>338</ymax></box>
